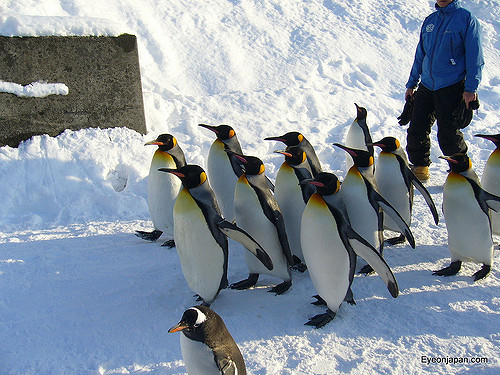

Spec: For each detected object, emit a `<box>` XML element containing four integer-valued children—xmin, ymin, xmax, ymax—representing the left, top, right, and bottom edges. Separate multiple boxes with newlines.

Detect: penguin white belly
<box><xmin>234</xmin><ymin>179</ymin><xmax>290</xmax><ymax>281</ymax></box>
<box><xmin>207</xmin><ymin>141</ymin><xmax>238</xmax><ymax>222</ymax></box>
<box><xmin>375</xmin><ymin>154</ymin><xmax>411</xmax><ymax>232</ymax></box>
<box><xmin>443</xmin><ymin>174</ymin><xmax>494</xmax><ymax>265</ymax></box>
<box><xmin>345</xmin><ymin>123</ymin><xmax>367</xmax><ymax>172</ymax></box>
<box><xmin>275</xmin><ymin>164</ymin><xmax>306</xmax><ymax>261</ymax></box>
<box><xmin>180</xmin><ymin>334</ymin><xmax>221</xmax><ymax>375</ymax></box>
<box><xmin>481</xmin><ymin>151</ymin><xmax>500</xmax><ymax>235</ymax></box>
<box><xmin>301</xmin><ymin>194</ymin><xmax>350</xmax><ymax>312</ymax></box>
<box><xmin>148</xmin><ymin>150</ymin><xmax>181</xmax><ymax>235</ymax></box>
<box><xmin>174</xmin><ymin>189</ymin><xmax>225</xmax><ymax>302</ymax></box>
<box><xmin>341</xmin><ymin>171</ymin><xmax>381</xmax><ymax>251</ymax></box>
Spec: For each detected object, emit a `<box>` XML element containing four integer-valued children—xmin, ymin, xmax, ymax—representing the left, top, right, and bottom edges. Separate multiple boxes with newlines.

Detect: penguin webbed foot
<box><xmin>432</xmin><ymin>260</ymin><xmax>462</xmax><ymax>277</ymax></box>
<box><xmin>135</xmin><ymin>229</ymin><xmax>163</xmax><ymax>241</ymax></box>
<box><xmin>473</xmin><ymin>264</ymin><xmax>491</xmax><ymax>281</ymax></box>
<box><xmin>311</xmin><ymin>294</ymin><xmax>327</xmax><ymax>306</ymax></box>
<box><xmin>344</xmin><ymin>288</ymin><xmax>356</xmax><ymax>305</ymax></box>
<box><xmin>268</xmin><ymin>280</ymin><xmax>292</xmax><ymax>295</ymax></box>
<box><xmin>229</xmin><ymin>274</ymin><xmax>259</xmax><ymax>290</ymax></box>
<box><xmin>304</xmin><ymin>309</ymin><xmax>336</xmax><ymax>328</ymax></box>
<box><xmin>292</xmin><ymin>256</ymin><xmax>307</xmax><ymax>272</ymax></box>
<box><xmin>161</xmin><ymin>239</ymin><xmax>176</xmax><ymax>248</ymax></box>
<box><xmin>358</xmin><ymin>264</ymin><xmax>375</xmax><ymax>275</ymax></box>
<box><xmin>384</xmin><ymin>234</ymin><xmax>406</xmax><ymax>246</ymax></box>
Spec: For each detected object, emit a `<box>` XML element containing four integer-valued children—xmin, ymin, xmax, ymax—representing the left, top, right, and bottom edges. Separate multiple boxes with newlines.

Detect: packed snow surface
<box><xmin>0</xmin><ymin>0</ymin><xmax>499</xmax><ymax>374</ymax></box>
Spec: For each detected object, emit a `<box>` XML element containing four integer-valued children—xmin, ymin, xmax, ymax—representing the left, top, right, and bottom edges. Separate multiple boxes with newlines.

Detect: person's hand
<box><xmin>405</xmin><ymin>88</ymin><xmax>416</xmax><ymax>101</ymax></box>
<box><xmin>463</xmin><ymin>92</ymin><xmax>477</xmax><ymax>108</ymax></box>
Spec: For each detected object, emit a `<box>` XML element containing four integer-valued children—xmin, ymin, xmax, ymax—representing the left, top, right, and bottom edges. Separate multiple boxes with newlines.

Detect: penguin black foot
<box><xmin>292</xmin><ymin>256</ymin><xmax>307</xmax><ymax>272</ymax></box>
<box><xmin>268</xmin><ymin>280</ymin><xmax>292</xmax><ymax>295</ymax></box>
<box><xmin>473</xmin><ymin>264</ymin><xmax>491</xmax><ymax>281</ymax></box>
<box><xmin>230</xmin><ymin>274</ymin><xmax>259</xmax><ymax>290</ymax></box>
<box><xmin>304</xmin><ymin>309</ymin><xmax>336</xmax><ymax>329</ymax></box>
<box><xmin>311</xmin><ymin>295</ymin><xmax>327</xmax><ymax>306</ymax></box>
<box><xmin>344</xmin><ymin>288</ymin><xmax>356</xmax><ymax>305</ymax></box>
<box><xmin>432</xmin><ymin>260</ymin><xmax>462</xmax><ymax>277</ymax></box>
<box><xmin>161</xmin><ymin>239</ymin><xmax>176</xmax><ymax>248</ymax></box>
<box><xmin>384</xmin><ymin>234</ymin><xmax>406</xmax><ymax>246</ymax></box>
<box><xmin>135</xmin><ymin>229</ymin><xmax>163</xmax><ymax>241</ymax></box>
<box><xmin>359</xmin><ymin>264</ymin><xmax>375</xmax><ymax>275</ymax></box>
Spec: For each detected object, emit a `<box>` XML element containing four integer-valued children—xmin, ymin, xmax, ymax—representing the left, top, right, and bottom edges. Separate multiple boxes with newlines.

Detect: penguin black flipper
<box><xmin>364</xmin><ymin>177</ymin><xmax>416</xmax><ymax>249</ymax></box>
<box><xmin>217</xmin><ymin>220</ymin><xmax>274</xmax><ymax>271</ymax></box>
<box><xmin>464</xmin><ymin>176</ymin><xmax>500</xmax><ymax>215</ymax></box>
<box><xmin>215</xmin><ymin>355</ymin><xmax>238</xmax><ymax>375</ymax></box>
<box><xmin>265</xmin><ymin>175</ymin><xmax>275</xmax><ymax>192</ymax></box>
<box><xmin>401</xmin><ymin>156</ymin><xmax>439</xmax><ymax>225</ymax></box>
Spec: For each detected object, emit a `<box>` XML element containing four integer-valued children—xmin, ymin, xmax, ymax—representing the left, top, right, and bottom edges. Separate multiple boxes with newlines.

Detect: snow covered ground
<box><xmin>0</xmin><ymin>0</ymin><xmax>499</xmax><ymax>374</ymax></box>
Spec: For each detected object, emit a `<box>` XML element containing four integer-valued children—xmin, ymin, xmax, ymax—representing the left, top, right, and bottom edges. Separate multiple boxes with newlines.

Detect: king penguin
<box><xmin>344</xmin><ymin>104</ymin><xmax>373</xmax><ymax>173</ymax></box>
<box><xmin>300</xmin><ymin>172</ymin><xmax>399</xmax><ymax>328</ymax></box>
<box><xmin>169</xmin><ymin>305</ymin><xmax>247</xmax><ymax>375</ymax></box>
<box><xmin>372</xmin><ymin>136</ymin><xmax>439</xmax><ymax>245</ymax></box>
<box><xmin>199</xmin><ymin>124</ymin><xmax>245</xmax><ymax>223</ymax></box>
<box><xmin>434</xmin><ymin>154</ymin><xmax>500</xmax><ymax>281</ymax></box>
<box><xmin>135</xmin><ymin>134</ymin><xmax>186</xmax><ymax>246</ymax></box>
<box><xmin>159</xmin><ymin>165</ymin><xmax>273</xmax><ymax>305</ymax></box>
<box><xmin>274</xmin><ymin>146</ymin><xmax>316</xmax><ymax>271</ymax></box>
<box><xmin>475</xmin><ymin>133</ymin><xmax>500</xmax><ymax>236</ymax></box>
<box><xmin>334</xmin><ymin>143</ymin><xmax>415</xmax><ymax>274</ymax></box>
<box><xmin>264</xmin><ymin>131</ymin><xmax>322</xmax><ymax>177</ymax></box>
<box><xmin>227</xmin><ymin>152</ymin><xmax>294</xmax><ymax>294</ymax></box>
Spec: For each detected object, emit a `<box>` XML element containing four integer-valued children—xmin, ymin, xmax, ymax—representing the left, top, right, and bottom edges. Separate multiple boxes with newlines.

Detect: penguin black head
<box><xmin>475</xmin><ymin>133</ymin><xmax>500</xmax><ymax>148</ymax></box>
<box><xmin>354</xmin><ymin>103</ymin><xmax>367</xmax><ymax>122</ymax></box>
<box><xmin>302</xmin><ymin>172</ymin><xmax>340</xmax><ymax>196</ymax></box>
<box><xmin>168</xmin><ymin>306</ymin><xmax>220</xmax><ymax>340</ymax></box>
<box><xmin>199</xmin><ymin>124</ymin><xmax>236</xmax><ymax>141</ymax></box>
<box><xmin>265</xmin><ymin>131</ymin><xmax>304</xmax><ymax>146</ymax></box>
<box><xmin>158</xmin><ymin>164</ymin><xmax>207</xmax><ymax>189</ymax></box>
<box><xmin>333</xmin><ymin>143</ymin><xmax>373</xmax><ymax>167</ymax></box>
<box><xmin>145</xmin><ymin>133</ymin><xmax>177</xmax><ymax>152</ymax></box>
<box><xmin>371</xmin><ymin>137</ymin><xmax>400</xmax><ymax>153</ymax></box>
<box><xmin>227</xmin><ymin>152</ymin><xmax>265</xmax><ymax>176</ymax></box>
<box><xmin>439</xmin><ymin>153</ymin><xmax>472</xmax><ymax>174</ymax></box>
<box><xmin>274</xmin><ymin>146</ymin><xmax>307</xmax><ymax>167</ymax></box>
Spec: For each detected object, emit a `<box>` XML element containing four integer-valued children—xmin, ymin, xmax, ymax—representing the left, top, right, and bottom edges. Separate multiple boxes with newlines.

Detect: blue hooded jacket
<box><xmin>406</xmin><ymin>0</ymin><xmax>484</xmax><ymax>93</ymax></box>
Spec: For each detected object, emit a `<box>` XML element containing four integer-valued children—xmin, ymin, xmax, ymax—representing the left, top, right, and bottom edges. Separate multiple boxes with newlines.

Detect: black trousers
<box><xmin>406</xmin><ymin>81</ymin><xmax>468</xmax><ymax>167</ymax></box>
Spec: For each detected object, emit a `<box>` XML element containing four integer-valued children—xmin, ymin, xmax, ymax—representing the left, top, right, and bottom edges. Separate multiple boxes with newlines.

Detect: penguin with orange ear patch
<box><xmin>159</xmin><ymin>165</ymin><xmax>273</xmax><ymax>305</ymax></box>
<box><xmin>435</xmin><ymin>153</ymin><xmax>500</xmax><ymax>281</ymax></box>
<box><xmin>136</xmin><ymin>134</ymin><xmax>186</xmax><ymax>246</ymax></box>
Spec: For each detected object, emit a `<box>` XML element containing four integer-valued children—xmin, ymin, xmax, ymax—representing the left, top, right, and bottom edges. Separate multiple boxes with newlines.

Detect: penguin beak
<box><xmin>299</xmin><ymin>178</ymin><xmax>324</xmax><ymax>187</ymax></box>
<box><xmin>333</xmin><ymin>143</ymin><xmax>358</xmax><ymax>157</ymax></box>
<box><xmin>439</xmin><ymin>155</ymin><xmax>458</xmax><ymax>164</ymax></box>
<box><xmin>264</xmin><ymin>136</ymin><xmax>286</xmax><ymax>142</ymax></box>
<box><xmin>474</xmin><ymin>134</ymin><xmax>496</xmax><ymax>143</ymax></box>
<box><xmin>158</xmin><ymin>168</ymin><xmax>186</xmax><ymax>178</ymax></box>
<box><xmin>145</xmin><ymin>140</ymin><xmax>164</xmax><ymax>146</ymax></box>
<box><xmin>273</xmin><ymin>150</ymin><xmax>292</xmax><ymax>158</ymax></box>
<box><xmin>168</xmin><ymin>322</ymin><xmax>188</xmax><ymax>333</ymax></box>
<box><xmin>368</xmin><ymin>142</ymin><xmax>384</xmax><ymax>149</ymax></box>
<box><xmin>199</xmin><ymin>124</ymin><xmax>219</xmax><ymax>134</ymax></box>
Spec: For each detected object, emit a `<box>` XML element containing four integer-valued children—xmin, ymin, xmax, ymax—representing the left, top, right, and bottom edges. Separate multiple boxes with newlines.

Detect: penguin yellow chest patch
<box><xmin>173</xmin><ymin>188</ymin><xmax>225</xmax><ymax>302</ymax></box>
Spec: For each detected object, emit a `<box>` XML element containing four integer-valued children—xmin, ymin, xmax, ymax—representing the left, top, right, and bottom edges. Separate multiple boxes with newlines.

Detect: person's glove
<box><xmin>453</xmin><ymin>99</ymin><xmax>480</xmax><ymax>129</ymax></box>
<box><xmin>397</xmin><ymin>96</ymin><xmax>414</xmax><ymax>126</ymax></box>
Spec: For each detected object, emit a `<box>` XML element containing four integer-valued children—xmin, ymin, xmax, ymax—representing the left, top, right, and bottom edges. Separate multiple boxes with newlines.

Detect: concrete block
<box><xmin>0</xmin><ymin>34</ymin><xmax>147</xmax><ymax>148</ymax></box>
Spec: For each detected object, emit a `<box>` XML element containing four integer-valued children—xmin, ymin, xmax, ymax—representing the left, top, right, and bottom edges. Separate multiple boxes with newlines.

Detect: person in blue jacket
<box><xmin>404</xmin><ymin>0</ymin><xmax>484</xmax><ymax>181</ymax></box>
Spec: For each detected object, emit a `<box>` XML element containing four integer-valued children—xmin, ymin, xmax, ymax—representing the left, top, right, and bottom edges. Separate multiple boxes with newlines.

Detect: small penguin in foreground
<box><xmin>228</xmin><ymin>152</ymin><xmax>293</xmax><ymax>294</ymax></box>
<box><xmin>199</xmin><ymin>124</ymin><xmax>244</xmax><ymax>223</ymax></box>
<box><xmin>136</xmin><ymin>134</ymin><xmax>186</xmax><ymax>246</ymax></box>
<box><xmin>265</xmin><ymin>131</ymin><xmax>322</xmax><ymax>177</ymax></box>
<box><xmin>344</xmin><ymin>104</ymin><xmax>373</xmax><ymax>173</ymax></box>
<box><xmin>434</xmin><ymin>154</ymin><xmax>500</xmax><ymax>281</ymax></box>
<box><xmin>474</xmin><ymin>133</ymin><xmax>500</xmax><ymax>236</ymax></box>
<box><xmin>300</xmin><ymin>173</ymin><xmax>399</xmax><ymax>328</ymax></box>
<box><xmin>372</xmin><ymin>137</ymin><xmax>439</xmax><ymax>245</ymax></box>
<box><xmin>274</xmin><ymin>146</ymin><xmax>316</xmax><ymax>271</ymax></box>
<box><xmin>334</xmin><ymin>143</ymin><xmax>415</xmax><ymax>273</ymax></box>
<box><xmin>169</xmin><ymin>306</ymin><xmax>247</xmax><ymax>375</ymax></box>
<box><xmin>160</xmin><ymin>165</ymin><xmax>273</xmax><ymax>305</ymax></box>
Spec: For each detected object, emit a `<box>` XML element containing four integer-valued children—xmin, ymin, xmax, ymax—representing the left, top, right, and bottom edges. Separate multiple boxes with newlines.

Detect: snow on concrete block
<box><xmin>0</xmin><ymin>34</ymin><xmax>147</xmax><ymax>148</ymax></box>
